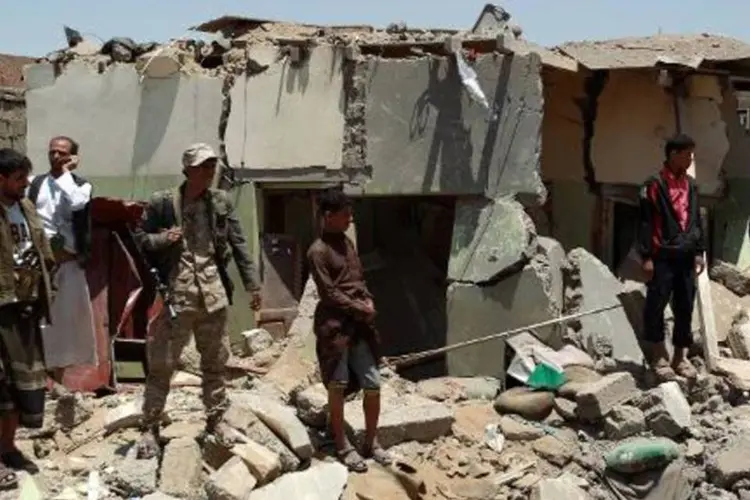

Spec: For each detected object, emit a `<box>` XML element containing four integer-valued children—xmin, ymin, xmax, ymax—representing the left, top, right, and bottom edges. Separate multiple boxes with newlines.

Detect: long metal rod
<box><xmin>385</xmin><ymin>303</ymin><xmax>623</xmax><ymax>368</ymax></box>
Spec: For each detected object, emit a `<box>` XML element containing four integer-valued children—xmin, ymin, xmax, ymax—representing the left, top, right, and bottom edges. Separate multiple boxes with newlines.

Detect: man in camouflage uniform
<box><xmin>133</xmin><ymin>143</ymin><xmax>261</xmax><ymax>459</ymax></box>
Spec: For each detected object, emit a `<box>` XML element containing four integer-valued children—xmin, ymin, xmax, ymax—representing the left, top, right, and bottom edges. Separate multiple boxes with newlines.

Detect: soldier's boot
<box><xmin>136</xmin><ymin>420</ymin><xmax>161</xmax><ymax>460</ymax></box>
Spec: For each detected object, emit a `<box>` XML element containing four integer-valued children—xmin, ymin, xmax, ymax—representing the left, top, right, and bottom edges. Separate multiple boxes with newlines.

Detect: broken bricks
<box><xmin>576</xmin><ymin>372</ymin><xmax>640</xmax><ymax>421</ymax></box>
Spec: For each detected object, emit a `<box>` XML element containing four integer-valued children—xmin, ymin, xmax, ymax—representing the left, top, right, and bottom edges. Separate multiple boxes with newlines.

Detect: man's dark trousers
<box><xmin>643</xmin><ymin>255</ymin><xmax>696</xmax><ymax>348</ymax></box>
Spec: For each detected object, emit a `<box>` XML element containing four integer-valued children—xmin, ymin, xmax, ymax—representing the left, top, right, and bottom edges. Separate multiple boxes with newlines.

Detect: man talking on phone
<box><xmin>28</xmin><ymin>136</ymin><xmax>96</xmax><ymax>395</ymax></box>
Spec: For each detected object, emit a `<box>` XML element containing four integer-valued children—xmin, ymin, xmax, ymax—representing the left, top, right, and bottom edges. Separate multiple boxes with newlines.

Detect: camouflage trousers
<box><xmin>142</xmin><ymin>305</ymin><xmax>229</xmax><ymax>429</ymax></box>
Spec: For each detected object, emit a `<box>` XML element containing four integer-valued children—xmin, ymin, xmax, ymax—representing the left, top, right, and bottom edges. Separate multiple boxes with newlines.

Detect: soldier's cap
<box><xmin>182</xmin><ymin>143</ymin><xmax>220</xmax><ymax>168</ymax></box>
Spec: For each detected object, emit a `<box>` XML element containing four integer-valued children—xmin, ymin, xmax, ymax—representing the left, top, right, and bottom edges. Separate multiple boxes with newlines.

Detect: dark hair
<box><xmin>317</xmin><ymin>187</ymin><xmax>351</xmax><ymax>215</ymax></box>
<box><xmin>50</xmin><ymin>135</ymin><xmax>79</xmax><ymax>155</ymax></box>
<box><xmin>664</xmin><ymin>133</ymin><xmax>695</xmax><ymax>160</ymax></box>
<box><xmin>0</xmin><ymin>148</ymin><xmax>32</xmax><ymax>177</ymax></box>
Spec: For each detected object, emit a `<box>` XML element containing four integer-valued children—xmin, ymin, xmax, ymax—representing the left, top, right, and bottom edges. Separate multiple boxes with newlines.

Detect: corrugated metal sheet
<box><xmin>558</xmin><ymin>34</ymin><xmax>750</xmax><ymax>70</ymax></box>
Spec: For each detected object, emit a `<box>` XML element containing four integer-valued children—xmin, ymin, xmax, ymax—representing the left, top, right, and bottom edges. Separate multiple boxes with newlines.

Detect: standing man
<box><xmin>638</xmin><ymin>133</ymin><xmax>705</xmax><ymax>381</ymax></box>
<box><xmin>28</xmin><ymin>136</ymin><xmax>96</xmax><ymax>388</ymax></box>
<box><xmin>0</xmin><ymin>149</ymin><xmax>56</xmax><ymax>488</ymax></box>
<box><xmin>307</xmin><ymin>187</ymin><xmax>390</xmax><ymax>473</ymax></box>
<box><xmin>133</xmin><ymin>143</ymin><xmax>261</xmax><ymax>458</ymax></box>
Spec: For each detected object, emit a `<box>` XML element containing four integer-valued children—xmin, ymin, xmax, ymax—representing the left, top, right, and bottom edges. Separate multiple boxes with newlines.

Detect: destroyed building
<box><xmin>15</xmin><ymin>8</ymin><xmax>750</xmax><ymax>385</ymax></box>
<box><xmin>0</xmin><ymin>53</ymin><xmax>31</xmax><ymax>152</ymax></box>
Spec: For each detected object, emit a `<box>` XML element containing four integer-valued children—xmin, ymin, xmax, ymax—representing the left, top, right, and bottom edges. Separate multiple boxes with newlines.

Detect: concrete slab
<box><xmin>448</xmin><ymin>197</ymin><xmax>537</xmax><ymax>283</ymax></box>
<box><xmin>640</xmin><ymin>382</ymin><xmax>691</xmax><ymax>438</ymax></box>
<box><xmin>158</xmin><ymin>437</ymin><xmax>203</xmax><ymax>497</ymax></box>
<box><xmin>364</xmin><ymin>52</ymin><xmax>544</xmax><ymax>198</ymax></box>
<box><xmin>565</xmin><ymin>248</ymin><xmax>644</xmax><ymax>364</ymax></box>
<box><xmin>205</xmin><ymin>455</ymin><xmax>257</xmax><ymax>500</ymax></box>
<box><xmin>25</xmin><ymin>62</ymin><xmax>224</xmax><ymax>180</ymax></box>
<box><xmin>344</xmin><ymin>394</ymin><xmax>453</xmax><ymax>448</ymax></box>
<box><xmin>248</xmin><ymin>462</ymin><xmax>348</xmax><ymax>500</ymax></box>
<box><xmin>446</xmin><ymin>253</ymin><xmax>561</xmax><ymax>378</ymax></box>
<box><xmin>576</xmin><ymin>372</ymin><xmax>639</xmax><ymax>421</ymax></box>
<box><xmin>225</xmin><ymin>44</ymin><xmax>345</xmax><ymax>170</ymax></box>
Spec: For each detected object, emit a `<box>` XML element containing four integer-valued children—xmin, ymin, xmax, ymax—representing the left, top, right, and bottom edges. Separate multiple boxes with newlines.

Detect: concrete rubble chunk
<box><xmin>709</xmin><ymin>260</ymin><xmax>750</xmax><ymax>296</ymax></box>
<box><xmin>205</xmin><ymin>455</ymin><xmax>257</xmax><ymax>500</ymax></box>
<box><xmin>495</xmin><ymin>387</ymin><xmax>555</xmax><ymax>421</ymax></box>
<box><xmin>448</xmin><ymin>197</ymin><xmax>537</xmax><ymax>283</ymax></box>
<box><xmin>728</xmin><ymin>310</ymin><xmax>750</xmax><ymax>360</ymax></box>
<box><xmin>232</xmin><ymin>440</ymin><xmax>282</xmax><ymax>484</ymax></box>
<box><xmin>104</xmin><ymin>399</ymin><xmax>143</xmax><ymax>433</ymax></box>
<box><xmin>142</xmin><ymin>493</ymin><xmax>180</xmax><ymax>500</ymax></box>
<box><xmin>111</xmin><ymin>445</ymin><xmax>158</xmax><ymax>496</ymax></box>
<box><xmin>293</xmin><ymin>383</ymin><xmax>328</xmax><ymax>427</ymax></box>
<box><xmin>344</xmin><ymin>394</ymin><xmax>453</xmax><ymax>448</ymax></box>
<box><xmin>640</xmin><ymin>382</ymin><xmax>691</xmax><ymax>438</ymax></box>
<box><xmin>242</xmin><ymin>328</ymin><xmax>274</xmax><ymax>357</ymax></box>
<box><xmin>603</xmin><ymin>405</ymin><xmax>646</xmax><ymax>439</ymax></box>
<box><xmin>532</xmin><ymin>435</ymin><xmax>573</xmax><ymax>467</ymax></box>
<box><xmin>247</xmin><ymin>462</ymin><xmax>348</xmax><ymax>500</ymax></box>
<box><xmin>235</xmin><ymin>393</ymin><xmax>314</xmax><ymax>460</ymax></box>
<box><xmin>531</xmin><ymin>477</ymin><xmax>591</xmax><ymax>500</ymax></box>
<box><xmin>447</xmin><ymin>251</ymin><xmax>562</xmax><ymax>377</ymax></box>
<box><xmin>499</xmin><ymin>415</ymin><xmax>545</xmax><ymax>441</ymax></box>
<box><xmin>576</xmin><ymin>372</ymin><xmax>639</xmax><ymax>421</ymax></box>
<box><xmin>707</xmin><ymin>437</ymin><xmax>750</xmax><ymax>489</ymax></box>
<box><xmin>223</xmin><ymin>400</ymin><xmax>301</xmax><ymax>472</ymax></box>
<box><xmin>158</xmin><ymin>436</ymin><xmax>203</xmax><ymax>497</ymax></box>
<box><xmin>564</xmin><ymin>248</ymin><xmax>644</xmax><ymax>364</ymax></box>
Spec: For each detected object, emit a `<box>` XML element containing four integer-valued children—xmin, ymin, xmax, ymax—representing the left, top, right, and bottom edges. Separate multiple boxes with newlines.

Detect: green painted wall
<box><xmin>713</xmin><ymin>178</ymin><xmax>750</xmax><ymax>268</ymax></box>
<box><xmin>89</xmin><ymin>172</ymin><xmax>261</xmax><ymax>346</ymax></box>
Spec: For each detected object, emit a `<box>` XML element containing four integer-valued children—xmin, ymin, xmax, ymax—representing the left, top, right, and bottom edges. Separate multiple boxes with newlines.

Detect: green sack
<box><xmin>605</xmin><ymin>438</ymin><xmax>681</xmax><ymax>474</ymax></box>
<box><xmin>526</xmin><ymin>362</ymin><xmax>567</xmax><ymax>390</ymax></box>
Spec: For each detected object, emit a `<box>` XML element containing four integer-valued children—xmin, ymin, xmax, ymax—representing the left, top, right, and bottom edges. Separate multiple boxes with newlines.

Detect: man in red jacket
<box><xmin>637</xmin><ymin>133</ymin><xmax>705</xmax><ymax>381</ymax></box>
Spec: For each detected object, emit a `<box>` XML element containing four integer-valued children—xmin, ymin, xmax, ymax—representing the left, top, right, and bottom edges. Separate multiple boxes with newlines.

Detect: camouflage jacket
<box><xmin>0</xmin><ymin>198</ymin><xmax>55</xmax><ymax>319</ymax></box>
<box><xmin>133</xmin><ymin>184</ymin><xmax>260</xmax><ymax>304</ymax></box>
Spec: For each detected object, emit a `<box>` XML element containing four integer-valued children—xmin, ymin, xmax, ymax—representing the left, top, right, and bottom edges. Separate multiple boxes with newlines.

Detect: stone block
<box><xmin>223</xmin><ymin>400</ymin><xmax>300</xmax><ymax>472</ymax></box>
<box><xmin>158</xmin><ymin>437</ymin><xmax>203</xmax><ymax>497</ymax></box>
<box><xmin>532</xmin><ymin>435</ymin><xmax>572</xmax><ymax>467</ymax></box>
<box><xmin>248</xmin><ymin>462</ymin><xmax>348</xmax><ymax>500</ymax></box>
<box><xmin>499</xmin><ymin>416</ymin><xmax>545</xmax><ymax>441</ymax></box>
<box><xmin>448</xmin><ymin>197</ymin><xmax>537</xmax><ymax>283</ymax></box>
<box><xmin>531</xmin><ymin>478</ymin><xmax>591</xmax><ymax>500</ymax></box>
<box><xmin>205</xmin><ymin>456</ymin><xmax>257</xmax><ymax>500</ymax></box>
<box><xmin>603</xmin><ymin>405</ymin><xmax>646</xmax><ymax>439</ymax></box>
<box><xmin>344</xmin><ymin>394</ymin><xmax>453</xmax><ymax>448</ymax></box>
<box><xmin>446</xmin><ymin>253</ymin><xmax>561</xmax><ymax>377</ymax></box>
<box><xmin>111</xmin><ymin>445</ymin><xmax>158</xmax><ymax>496</ymax></box>
<box><xmin>104</xmin><ymin>400</ymin><xmax>143</xmax><ymax>433</ymax></box>
<box><xmin>709</xmin><ymin>260</ymin><xmax>750</xmax><ymax>296</ymax></box>
<box><xmin>236</xmin><ymin>393</ymin><xmax>314</xmax><ymax>460</ymax></box>
<box><xmin>293</xmin><ymin>383</ymin><xmax>328</xmax><ymax>427</ymax></box>
<box><xmin>707</xmin><ymin>438</ymin><xmax>750</xmax><ymax>489</ymax></box>
<box><xmin>576</xmin><ymin>372</ymin><xmax>639</xmax><ymax>421</ymax></box>
<box><xmin>565</xmin><ymin>248</ymin><xmax>644</xmax><ymax>364</ymax></box>
<box><xmin>242</xmin><ymin>328</ymin><xmax>274</xmax><ymax>356</ymax></box>
<box><xmin>232</xmin><ymin>440</ymin><xmax>281</xmax><ymax>484</ymax></box>
<box><xmin>142</xmin><ymin>493</ymin><xmax>179</xmax><ymax>500</ymax></box>
<box><xmin>640</xmin><ymin>382</ymin><xmax>691</xmax><ymax>438</ymax></box>
<box><xmin>495</xmin><ymin>387</ymin><xmax>555</xmax><ymax>421</ymax></box>
<box><xmin>728</xmin><ymin>313</ymin><xmax>750</xmax><ymax>360</ymax></box>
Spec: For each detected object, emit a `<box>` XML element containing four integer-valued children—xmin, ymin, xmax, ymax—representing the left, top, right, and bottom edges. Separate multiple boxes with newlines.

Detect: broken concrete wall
<box><xmin>225</xmin><ymin>44</ymin><xmax>346</xmax><ymax>170</ymax></box>
<box><xmin>712</xmin><ymin>84</ymin><xmax>750</xmax><ymax>268</ymax></box>
<box><xmin>25</xmin><ymin>61</ymin><xmax>223</xmax><ymax>198</ymax></box>
<box><xmin>363</xmin><ymin>51</ymin><xmax>545</xmax><ymax>199</ymax></box>
<box><xmin>0</xmin><ymin>87</ymin><xmax>26</xmax><ymax>153</ymax></box>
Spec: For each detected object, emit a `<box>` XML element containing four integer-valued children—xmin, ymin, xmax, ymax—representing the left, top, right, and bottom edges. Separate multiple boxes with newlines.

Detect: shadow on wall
<box><xmin>274</xmin><ymin>54</ymin><xmax>312</xmax><ymax>116</ymax></box>
<box><xmin>410</xmin><ymin>54</ymin><xmax>514</xmax><ymax>195</ymax></box>
<box><xmin>131</xmin><ymin>75</ymin><xmax>180</xmax><ymax>174</ymax></box>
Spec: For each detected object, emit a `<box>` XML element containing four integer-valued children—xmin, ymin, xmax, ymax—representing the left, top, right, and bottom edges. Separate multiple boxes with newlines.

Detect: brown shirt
<box><xmin>307</xmin><ymin>232</ymin><xmax>371</xmax><ymax>318</ymax></box>
<box><xmin>171</xmin><ymin>196</ymin><xmax>228</xmax><ymax>314</ymax></box>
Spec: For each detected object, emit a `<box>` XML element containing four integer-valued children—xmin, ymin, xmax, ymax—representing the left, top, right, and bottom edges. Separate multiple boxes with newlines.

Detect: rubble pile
<box><xmin>6</xmin><ymin>245</ymin><xmax>750</xmax><ymax>499</ymax></box>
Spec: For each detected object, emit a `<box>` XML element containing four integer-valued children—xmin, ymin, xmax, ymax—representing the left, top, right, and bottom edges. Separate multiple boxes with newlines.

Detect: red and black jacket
<box><xmin>637</xmin><ymin>172</ymin><xmax>705</xmax><ymax>259</ymax></box>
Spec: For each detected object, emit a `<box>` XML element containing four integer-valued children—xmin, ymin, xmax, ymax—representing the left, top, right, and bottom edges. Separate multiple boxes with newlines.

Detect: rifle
<box><xmin>149</xmin><ymin>267</ymin><xmax>177</xmax><ymax>321</ymax></box>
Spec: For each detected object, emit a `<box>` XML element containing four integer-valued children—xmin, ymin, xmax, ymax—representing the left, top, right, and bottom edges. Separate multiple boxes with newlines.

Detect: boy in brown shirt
<box><xmin>307</xmin><ymin>188</ymin><xmax>390</xmax><ymax>472</ymax></box>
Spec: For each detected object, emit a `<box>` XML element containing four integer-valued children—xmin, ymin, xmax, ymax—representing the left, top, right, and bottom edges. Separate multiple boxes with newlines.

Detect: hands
<box><xmin>250</xmin><ymin>291</ymin><xmax>262</xmax><ymax>311</ymax></box>
<box><xmin>695</xmin><ymin>255</ymin><xmax>705</xmax><ymax>275</ymax></box>
<box><xmin>60</xmin><ymin>155</ymin><xmax>79</xmax><ymax>172</ymax></box>
<box><xmin>164</xmin><ymin>227</ymin><xmax>182</xmax><ymax>244</ymax></box>
<box><xmin>362</xmin><ymin>298</ymin><xmax>376</xmax><ymax>322</ymax></box>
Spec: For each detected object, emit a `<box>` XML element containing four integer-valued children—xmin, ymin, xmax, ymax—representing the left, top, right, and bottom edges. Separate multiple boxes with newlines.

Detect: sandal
<box><xmin>363</xmin><ymin>444</ymin><xmax>392</xmax><ymax>466</ymax></box>
<box><xmin>2</xmin><ymin>450</ymin><xmax>38</xmax><ymax>474</ymax></box>
<box><xmin>0</xmin><ymin>463</ymin><xmax>17</xmax><ymax>490</ymax></box>
<box><xmin>135</xmin><ymin>432</ymin><xmax>160</xmax><ymax>460</ymax></box>
<box><xmin>338</xmin><ymin>447</ymin><xmax>368</xmax><ymax>473</ymax></box>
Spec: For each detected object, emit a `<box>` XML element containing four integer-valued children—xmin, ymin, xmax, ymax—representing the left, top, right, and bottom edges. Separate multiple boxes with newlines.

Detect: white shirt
<box><xmin>6</xmin><ymin>202</ymin><xmax>32</xmax><ymax>263</ymax></box>
<box><xmin>31</xmin><ymin>172</ymin><xmax>92</xmax><ymax>254</ymax></box>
